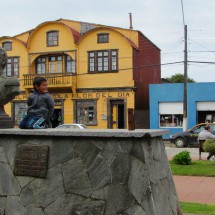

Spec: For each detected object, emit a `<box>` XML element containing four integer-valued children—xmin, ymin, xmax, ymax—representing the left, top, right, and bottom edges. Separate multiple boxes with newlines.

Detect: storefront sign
<box><xmin>75</xmin><ymin>92</ymin><xmax>130</xmax><ymax>99</ymax></box>
<box><xmin>14</xmin><ymin>144</ymin><xmax>49</xmax><ymax>178</ymax></box>
<box><xmin>14</xmin><ymin>94</ymin><xmax>28</xmax><ymax>100</ymax></box>
<box><xmin>14</xmin><ymin>92</ymin><xmax>130</xmax><ymax>101</ymax></box>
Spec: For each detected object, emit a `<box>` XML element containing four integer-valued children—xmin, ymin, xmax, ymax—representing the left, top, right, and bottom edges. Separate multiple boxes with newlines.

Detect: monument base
<box><xmin>0</xmin><ymin>129</ymin><xmax>182</xmax><ymax>215</ymax></box>
<box><xmin>0</xmin><ymin>105</ymin><xmax>13</xmax><ymax>128</ymax></box>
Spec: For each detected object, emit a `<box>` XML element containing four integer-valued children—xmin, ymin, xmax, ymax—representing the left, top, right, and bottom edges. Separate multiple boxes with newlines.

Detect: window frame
<box><xmin>73</xmin><ymin>99</ymin><xmax>98</xmax><ymax>126</ymax></box>
<box><xmin>35</xmin><ymin>54</ymin><xmax>76</xmax><ymax>74</ymax></box>
<box><xmin>35</xmin><ymin>57</ymin><xmax>46</xmax><ymax>74</ymax></box>
<box><xmin>2</xmin><ymin>41</ymin><xmax>12</xmax><ymax>51</ymax></box>
<box><xmin>88</xmin><ymin>49</ymin><xmax>118</xmax><ymax>73</ymax></box>
<box><xmin>5</xmin><ymin>57</ymin><xmax>19</xmax><ymax>77</ymax></box>
<box><xmin>48</xmin><ymin>55</ymin><xmax>63</xmax><ymax>73</ymax></box>
<box><xmin>97</xmin><ymin>33</ymin><xmax>109</xmax><ymax>43</ymax></box>
<box><xmin>12</xmin><ymin>101</ymin><xmax>28</xmax><ymax>126</ymax></box>
<box><xmin>46</xmin><ymin>31</ymin><xmax>59</xmax><ymax>47</ymax></box>
<box><xmin>65</xmin><ymin>55</ymin><xmax>76</xmax><ymax>73</ymax></box>
<box><xmin>159</xmin><ymin>114</ymin><xmax>183</xmax><ymax>128</ymax></box>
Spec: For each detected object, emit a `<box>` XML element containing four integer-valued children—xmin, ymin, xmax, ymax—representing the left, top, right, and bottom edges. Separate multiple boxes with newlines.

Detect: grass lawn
<box><xmin>181</xmin><ymin>202</ymin><xmax>215</xmax><ymax>215</ymax></box>
<box><xmin>170</xmin><ymin>160</ymin><xmax>215</xmax><ymax>176</ymax></box>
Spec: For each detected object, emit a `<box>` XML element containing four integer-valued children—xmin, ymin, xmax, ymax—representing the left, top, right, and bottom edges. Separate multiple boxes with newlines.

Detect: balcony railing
<box><xmin>23</xmin><ymin>73</ymin><xmax>76</xmax><ymax>89</ymax></box>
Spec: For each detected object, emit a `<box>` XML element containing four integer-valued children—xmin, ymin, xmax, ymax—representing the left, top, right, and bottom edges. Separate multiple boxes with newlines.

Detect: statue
<box><xmin>0</xmin><ymin>47</ymin><xmax>20</xmax><ymax>128</ymax></box>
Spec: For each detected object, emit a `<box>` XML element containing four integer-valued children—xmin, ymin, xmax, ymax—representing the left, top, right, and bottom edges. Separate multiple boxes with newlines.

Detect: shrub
<box><xmin>172</xmin><ymin>151</ymin><xmax>192</xmax><ymax>165</ymax></box>
<box><xmin>203</xmin><ymin>139</ymin><xmax>215</xmax><ymax>155</ymax></box>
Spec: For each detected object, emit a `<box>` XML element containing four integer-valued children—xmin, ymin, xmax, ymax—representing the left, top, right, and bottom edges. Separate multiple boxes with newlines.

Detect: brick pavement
<box><xmin>165</xmin><ymin>146</ymin><xmax>215</xmax><ymax>210</ymax></box>
<box><xmin>173</xmin><ymin>176</ymin><xmax>215</xmax><ymax>205</ymax></box>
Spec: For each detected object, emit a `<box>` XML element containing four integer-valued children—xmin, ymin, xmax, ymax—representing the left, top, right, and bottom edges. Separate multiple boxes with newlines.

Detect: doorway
<box><xmin>197</xmin><ymin>111</ymin><xmax>215</xmax><ymax>124</ymax></box>
<box><xmin>108</xmin><ymin>100</ymin><xmax>126</xmax><ymax>129</ymax></box>
<box><xmin>51</xmin><ymin>109</ymin><xmax>62</xmax><ymax>128</ymax></box>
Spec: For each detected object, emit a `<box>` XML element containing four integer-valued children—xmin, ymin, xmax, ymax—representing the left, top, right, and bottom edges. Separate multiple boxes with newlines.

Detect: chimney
<box><xmin>129</xmin><ymin>13</ymin><xmax>133</xmax><ymax>30</ymax></box>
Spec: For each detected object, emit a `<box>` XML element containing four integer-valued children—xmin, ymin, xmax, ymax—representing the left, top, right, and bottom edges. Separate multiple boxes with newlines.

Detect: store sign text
<box><xmin>14</xmin><ymin>92</ymin><xmax>130</xmax><ymax>100</ymax></box>
<box><xmin>76</xmin><ymin>92</ymin><xmax>130</xmax><ymax>99</ymax></box>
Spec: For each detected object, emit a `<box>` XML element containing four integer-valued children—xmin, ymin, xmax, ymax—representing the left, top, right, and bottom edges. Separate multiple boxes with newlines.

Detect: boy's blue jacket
<box><xmin>27</xmin><ymin>89</ymin><xmax>54</xmax><ymax>127</ymax></box>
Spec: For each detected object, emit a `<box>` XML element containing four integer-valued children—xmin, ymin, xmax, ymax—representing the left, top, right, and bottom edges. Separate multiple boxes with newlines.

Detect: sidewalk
<box><xmin>165</xmin><ymin>146</ymin><xmax>215</xmax><ymax>206</ymax></box>
<box><xmin>173</xmin><ymin>175</ymin><xmax>215</xmax><ymax>204</ymax></box>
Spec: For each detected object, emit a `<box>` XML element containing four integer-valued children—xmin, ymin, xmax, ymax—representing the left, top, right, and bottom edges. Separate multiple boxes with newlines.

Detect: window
<box><xmin>88</xmin><ymin>50</ymin><xmax>118</xmax><ymax>73</ymax></box>
<box><xmin>160</xmin><ymin>114</ymin><xmax>183</xmax><ymax>127</ymax></box>
<box><xmin>66</xmin><ymin>56</ymin><xmax>76</xmax><ymax>73</ymax></box>
<box><xmin>5</xmin><ymin>57</ymin><xmax>19</xmax><ymax>77</ymax></box>
<box><xmin>75</xmin><ymin>100</ymin><xmax>97</xmax><ymax>125</ymax></box>
<box><xmin>49</xmin><ymin>56</ymin><xmax>62</xmax><ymax>73</ymax></box>
<box><xmin>47</xmin><ymin>31</ymin><xmax>58</xmax><ymax>46</ymax></box>
<box><xmin>13</xmin><ymin>102</ymin><xmax>28</xmax><ymax>125</ymax></box>
<box><xmin>36</xmin><ymin>57</ymin><xmax>46</xmax><ymax>74</ymax></box>
<box><xmin>191</xmin><ymin>125</ymin><xmax>205</xmax><ymax>134</ymax></box>
<box><xmin>80</xmin><ymin>23</ymin><xmax>96</xmax><ymax>34</ymax></box>
<box><xmin>159</xmin><ymin>102</ymin><xmax>183</xmax><ymax>128</ymax></box>
<box><xmin>98</xmin><ymin>33</ymin><xmax>109</xmax><ymax>43</ymax></box>
<box><xmin>2</xmin><ymin>42</ymin><xmax>12</xmax><ymax>51</ymax></box>
<box><xmin>35</xmin><ymin>55</ymin><xmax>76</xmax><ymax>74</ymax></box>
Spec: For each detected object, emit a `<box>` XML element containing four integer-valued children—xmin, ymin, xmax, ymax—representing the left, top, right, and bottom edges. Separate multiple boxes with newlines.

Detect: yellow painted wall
<box><xmin>0</xmin><ymin>38</ymin><xmax>28</xmax><ymax>92</ymax></box>
<box><xmin>1</xmin><ymin>20</ymin><xmax>137</xmax><ymax>128</ymax></box>
<box><xmin>58</xmin><ymin>19</ymin><xmax>81</xmax><ymax>33</ymax></box>
<box><xmin>51</xmin><ymin>93</ymin><xmax>73</xmax><ymax>124</ymax></box>
<box><xmin>71</xmin><ymin>91</ymin><xmax>135</xmax><ymax>129</ymax></box>
<box><xmin>28</xmin><ymin>23</ymin><xmax>77</xmax><ymax>53</ymax></box>
<box><xmin>114</xmin><ymin>28</ymin><xmax>139</xmax><ymax>48</ymax></box>
<box><xmin>77</xmin><ymin>29</ymin><xmax>134</xmax><ymax>89</ymax></box>
<box><xmin>15</xmin><ymin>32</ymin><xmax>30</xmax><ymax>43</ymax></box>
<box><xmin>59</xmin><ymin>19</ymin><xmax>139</xmax><ymax>49</ymax></box>
<box><xmin>4</xmin><ymin>103</ymin><xmax>11</xmax><ymax>116</ymax></box>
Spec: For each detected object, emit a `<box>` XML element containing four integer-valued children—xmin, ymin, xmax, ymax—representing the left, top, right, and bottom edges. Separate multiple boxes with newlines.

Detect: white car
<box><xmin>55</xmin><ymin>124</ymin><xmax>87</xmax><ymax>129</ymax></box>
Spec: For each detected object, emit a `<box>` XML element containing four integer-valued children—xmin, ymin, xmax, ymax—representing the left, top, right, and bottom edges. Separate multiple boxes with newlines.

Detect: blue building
<box><xmin>150</xmin><ymin>82</ymin><xmax>215</xmax><ymax>138</ymax></box>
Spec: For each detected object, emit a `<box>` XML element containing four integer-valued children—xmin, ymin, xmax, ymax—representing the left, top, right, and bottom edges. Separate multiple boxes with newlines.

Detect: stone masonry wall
<box><xmin>0</xmin><ymin>129</ymin><xmax>182</xmax><ymax>215</ymax></box>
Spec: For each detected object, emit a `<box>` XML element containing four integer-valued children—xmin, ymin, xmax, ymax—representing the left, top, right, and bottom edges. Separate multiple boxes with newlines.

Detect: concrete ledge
<box><xmin>0</xmin><ymin>128</ymin><xmax>168</xmax><ymax>138</ymax></box>
<box><xmin>0</xmin><ymin>128</ymin><xmax>181</xmax><ymax>214</ymax></box>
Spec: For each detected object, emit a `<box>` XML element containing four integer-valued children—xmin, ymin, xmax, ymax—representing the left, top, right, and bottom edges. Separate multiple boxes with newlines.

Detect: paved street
<box><xmin>165</xmin><ymin>146</ymin><xmax>208</xmax><ymax>160</ymax></box>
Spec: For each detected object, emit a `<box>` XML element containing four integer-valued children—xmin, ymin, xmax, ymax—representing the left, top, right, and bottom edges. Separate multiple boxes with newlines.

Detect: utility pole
<box><xmin>183</xmin><ymin>24</ymin><xmax>188</xmax><ymax>131</ymax></box>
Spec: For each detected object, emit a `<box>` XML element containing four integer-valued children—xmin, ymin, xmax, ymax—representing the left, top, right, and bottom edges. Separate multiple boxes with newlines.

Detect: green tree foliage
<box><xmin>166</xmin><ymin>73</ymin><xmax>195</xmax><ymax>83</ymax></box>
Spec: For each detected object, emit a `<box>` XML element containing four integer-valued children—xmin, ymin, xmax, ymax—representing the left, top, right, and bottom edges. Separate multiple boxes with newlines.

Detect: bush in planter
<box><xmin>203</xmin><ymin>139</ymin><xmax>215</xmax><ymax>155</ymax></box>
<box><xmin>172</xmin><ymin>151</ymin><xmax>192</xmax><ymax>165</ymax></box>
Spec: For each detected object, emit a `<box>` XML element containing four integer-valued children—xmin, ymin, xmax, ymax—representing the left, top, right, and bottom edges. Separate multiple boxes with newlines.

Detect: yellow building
<box><xmin>0</xmin><ymin>19</ymin><xmax>161</xmax><ymax>129</ymax></box>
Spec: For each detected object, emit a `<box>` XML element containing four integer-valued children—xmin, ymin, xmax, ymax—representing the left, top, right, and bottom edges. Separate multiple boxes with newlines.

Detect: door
<box><xmin>51</xmin><ymin>109</ymin><xmax>62</xmax><ymax>128</ymax></box>
<box><xmin>109</xmin><ymin>100</ymin><xmax>125</xmax><ymax>129</ymax></box>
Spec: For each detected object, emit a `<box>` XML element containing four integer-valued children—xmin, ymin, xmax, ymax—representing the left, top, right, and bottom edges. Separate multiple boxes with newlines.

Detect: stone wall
<box><xmin>0</xmin><ymin>129</ymin><xmax>182</xmax><ymax>215</ymax></box>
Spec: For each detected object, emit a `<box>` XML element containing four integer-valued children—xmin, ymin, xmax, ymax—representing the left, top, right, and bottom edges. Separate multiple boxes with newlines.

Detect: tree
<box><xmin>166</xmin><ymin>73</ymin><xmax>195</xmax><ymax>83</ymax></box>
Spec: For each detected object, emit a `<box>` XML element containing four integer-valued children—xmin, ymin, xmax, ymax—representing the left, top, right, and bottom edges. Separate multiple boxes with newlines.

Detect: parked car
<box><xmin>169</xmin><ymin>123</ymin><xmax>215</xmax><ymax>148</ymax></box>
<box><xmin>55</xmin><ymin>124</ymin><xmax>87</xmax><ymax>129</ymax></box>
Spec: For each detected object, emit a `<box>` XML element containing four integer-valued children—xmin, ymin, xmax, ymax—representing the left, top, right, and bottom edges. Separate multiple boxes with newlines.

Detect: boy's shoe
<box><xmin>209</xmin><ymin>157</ymin><xmax>215</xmax><ymax>161</ymax></box>
<box><xmin>33</xmin><ymin>118</ymin><xmax>45</xmax><ymax>129</ymax></box>
<box><xmin>207</xmin><ymin>156</ymin><xmax>211</xmax><ymax>160</ymax></box>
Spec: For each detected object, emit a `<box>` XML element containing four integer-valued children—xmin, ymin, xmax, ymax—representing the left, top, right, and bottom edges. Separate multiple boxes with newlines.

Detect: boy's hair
<box><xmin>33</xmin><ymin>77</ymin><xmax>47</xmax><ymax>89</ymax></box>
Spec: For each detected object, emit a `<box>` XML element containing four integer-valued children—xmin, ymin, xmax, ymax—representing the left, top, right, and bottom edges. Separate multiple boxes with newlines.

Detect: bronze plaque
<box><xmin>14</xmin><ymin>144</ymin><xmax>49</xmax><ymax>178</ymax></box>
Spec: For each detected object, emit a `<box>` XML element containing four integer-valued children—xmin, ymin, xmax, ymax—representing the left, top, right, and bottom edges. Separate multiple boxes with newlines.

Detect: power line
<box><xmin>188</xmin><ymin>60</ymin><xmax>215</xmax><ymax>64</ymax></box>
<box><xmin>15</xmin><ymin>61</ymin><xmax>184</xmax><ymax>80</ymax></box>
<box><xmin>189</xmin><ymin>51</ymin><xmax>215</xmax><ymax>53</ymax></box>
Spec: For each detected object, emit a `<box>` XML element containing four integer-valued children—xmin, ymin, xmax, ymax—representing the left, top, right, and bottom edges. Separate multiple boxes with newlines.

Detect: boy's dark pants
<box><xmin>19</xmin><ymin>115</ymin><xmax>45</xmax><ymax>129</ymax></box>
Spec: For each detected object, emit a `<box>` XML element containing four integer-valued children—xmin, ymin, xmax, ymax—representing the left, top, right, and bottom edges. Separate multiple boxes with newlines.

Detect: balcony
<box><xmin>23</xmin><ymin>73</ymin><xmax>76</xmax><ymax>93</ymax></box>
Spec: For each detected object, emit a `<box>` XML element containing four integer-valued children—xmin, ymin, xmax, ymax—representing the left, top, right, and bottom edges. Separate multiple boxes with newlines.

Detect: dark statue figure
<box><xmin>0</xmin><ymin>47</ymin><xmax>20</xmax><ymax>128</ymax></box>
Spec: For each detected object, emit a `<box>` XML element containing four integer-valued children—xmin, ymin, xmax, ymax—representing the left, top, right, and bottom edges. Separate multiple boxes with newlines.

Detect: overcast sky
<box><xmin>1</xmin><ymin>0</ymin><xmax>215</xmax><ymax>82</ymax></box>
